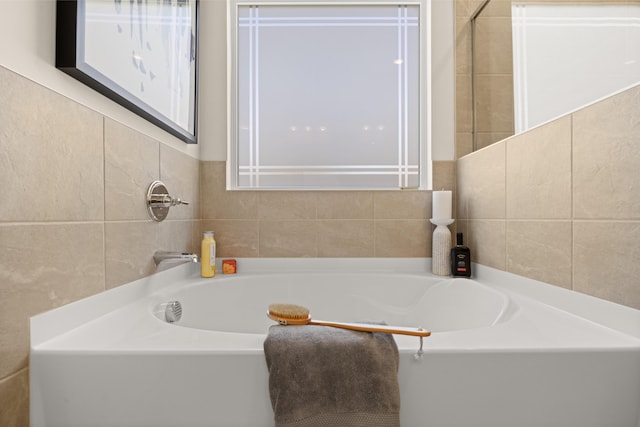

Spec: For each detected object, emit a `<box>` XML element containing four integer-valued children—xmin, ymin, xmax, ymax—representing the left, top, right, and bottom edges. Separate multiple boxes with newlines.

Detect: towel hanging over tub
<box><xmin>264</xmin><ymin>324</ymin><xmax>401</xmax><ymax>427</ymax></box>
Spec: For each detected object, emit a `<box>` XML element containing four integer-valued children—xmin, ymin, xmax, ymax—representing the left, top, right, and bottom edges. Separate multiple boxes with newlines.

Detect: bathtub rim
<box><xmin>31</xmin><ymin>258</ymin><xmax>438</xmax><ymax>346</ymax></box>
<box><xmin>30</xmin><ymin>258</ymin><xmax>640</xmax><ymax>353</ymax></box>
<box><xmin>473</xmin><ymin>264</ymin><xmax>640</xmax><ymax>339</ymax></box>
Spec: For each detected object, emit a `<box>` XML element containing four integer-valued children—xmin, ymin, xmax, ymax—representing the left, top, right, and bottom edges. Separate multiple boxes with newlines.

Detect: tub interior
<box><xmin>163</xmin><ymin>273</ymin><xmax>513</xmax><ymax>334</ymax></box>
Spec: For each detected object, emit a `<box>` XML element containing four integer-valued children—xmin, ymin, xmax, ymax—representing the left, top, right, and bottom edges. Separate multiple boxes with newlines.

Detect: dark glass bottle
<box><xmin>450</xmin><ymin>233</ymin><xmax>471</xmax><ymax>277</ymax></box>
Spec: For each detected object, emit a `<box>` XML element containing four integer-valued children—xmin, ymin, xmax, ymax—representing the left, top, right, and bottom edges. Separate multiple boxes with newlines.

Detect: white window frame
<box><xmin>227</xmin><ymin>0</ymin><xmax>432</xmax><ymax>190</ymax></box>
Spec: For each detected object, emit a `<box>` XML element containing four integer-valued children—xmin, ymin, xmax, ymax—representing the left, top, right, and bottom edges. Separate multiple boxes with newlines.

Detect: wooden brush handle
<box><xmin>309</xmin><ymin>320</ymin><xmax>431</xmax><ymax>337</ymax></box>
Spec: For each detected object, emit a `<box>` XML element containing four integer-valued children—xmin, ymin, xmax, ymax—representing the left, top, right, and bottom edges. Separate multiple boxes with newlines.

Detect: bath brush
<box><xmin>267</xmin><ymin>303</ymin><xmax>431</xmax><ymax>337</ymax></box>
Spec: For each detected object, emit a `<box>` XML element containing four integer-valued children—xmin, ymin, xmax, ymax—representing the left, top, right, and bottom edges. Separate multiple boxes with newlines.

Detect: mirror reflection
<box><xmin>470</xmin><ymin>0</ymin><xmax>640</xmax><ymax>151</ymax></box>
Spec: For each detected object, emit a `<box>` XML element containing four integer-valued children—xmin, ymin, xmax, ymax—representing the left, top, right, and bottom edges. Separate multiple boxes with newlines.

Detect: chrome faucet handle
<box><xmin>148</xmin><ymin>193</ymin><xmax>190</xmax><ymax>207</ymax></box>
<box><xmin>172</xmin><ymin>197</ymin><xmax>189</xmax><ymax>206</ymax></box>
<box><xmin>146</xmin><ymin>181</ymin><xmax>189</xmax><ymax>222</ymax></box>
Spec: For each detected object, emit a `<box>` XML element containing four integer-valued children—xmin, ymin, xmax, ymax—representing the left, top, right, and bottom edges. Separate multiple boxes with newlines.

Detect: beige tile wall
<box><xmin>0</xmin><ymin>66</ymin><xmax>200</xmax><ymax>426</ymax></box>
<box><xmin>456</xmin><ymin>84</ymin><xmax>640</xmax><ymax>310</ymax></box>
<box><xmin>200</xmin><ymin>161</ymin><xmax>456</xmax><ymax>258</ymax></box>
<box><xmin>456</xmin><ymin>0</ymin><xmax>514</xmax><ymax>158</ymax></box>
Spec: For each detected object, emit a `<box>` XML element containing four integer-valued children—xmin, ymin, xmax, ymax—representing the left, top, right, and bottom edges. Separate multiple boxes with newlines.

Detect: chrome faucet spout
<box><xmin>153</xmin><ymin>251</ymin><xmax>199</xmax><ymax>267</ymax></box>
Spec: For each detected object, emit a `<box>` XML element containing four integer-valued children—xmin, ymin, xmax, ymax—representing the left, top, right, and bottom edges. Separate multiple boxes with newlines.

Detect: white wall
<box><xmin>430</xmin><ymin>0</ymin><xmax>455</xmax><ymax>161</ymax></box>
<box><xmin>0</xmin><ymin>0</ymin><xmax>453</xmax><ymax>163</ymax></box>
<box><xmin>198</xmin><ymin>0</ymin><xmax>229</xmax><ymax>161</ymax></box>
<box><xmin>0</xmin><ymin>0</ymin><xmax>199</xmax><ymax>157</ymax></box>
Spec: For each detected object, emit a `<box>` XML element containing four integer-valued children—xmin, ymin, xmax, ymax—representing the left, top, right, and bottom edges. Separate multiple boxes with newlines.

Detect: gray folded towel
<box><xmin>264</xmin><ymin>324</ymin><xmax>401</xmax><ymax>427</ymax></box>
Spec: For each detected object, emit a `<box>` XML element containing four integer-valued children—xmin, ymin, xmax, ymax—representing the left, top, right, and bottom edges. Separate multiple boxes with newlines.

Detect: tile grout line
<box><xmin>102</xmin><ymin>116</ymin><xmax>108</xmax><ymax>293</ymax></box>
<box><xmin>570</xmin><ymin>113</ymin><xmax>575</xmax><ymax>292</ymax></box>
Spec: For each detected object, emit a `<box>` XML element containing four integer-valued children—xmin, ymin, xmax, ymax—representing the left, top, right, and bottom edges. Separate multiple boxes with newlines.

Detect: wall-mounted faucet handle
<box><xmin>146</xmin><ymin>181</ymin><xmax>189</xmax><ymax>222</ymax></box>
<box><xmin>148</xmin><ymin>193</ymin><xmax>190</xmax><ymax>207</ymax></box>
<box><xmin>172</xmin><ymin>197</ymin><xmax>189</xmax><ymax>206</ymax></box>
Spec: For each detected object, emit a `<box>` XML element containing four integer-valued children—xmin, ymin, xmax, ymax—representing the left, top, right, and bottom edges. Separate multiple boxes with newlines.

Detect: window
<box><xmin>229</xmin><ymin>0</ymin><xmax>430</xmax><ymax>190</ymax></box>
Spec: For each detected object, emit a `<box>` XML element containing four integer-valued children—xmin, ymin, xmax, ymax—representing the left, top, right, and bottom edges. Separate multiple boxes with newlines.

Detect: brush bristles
<box><xmin>269</xmin><ymin>303</ymin><xmax>310</xmax><ymax>320</ymax></box>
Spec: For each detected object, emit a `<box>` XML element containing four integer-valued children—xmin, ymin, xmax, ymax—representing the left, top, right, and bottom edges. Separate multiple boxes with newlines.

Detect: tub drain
<box><xmin>163</xmin><ymin>301</ymin><xmax>183</xmax><ymax>323</ymax></box>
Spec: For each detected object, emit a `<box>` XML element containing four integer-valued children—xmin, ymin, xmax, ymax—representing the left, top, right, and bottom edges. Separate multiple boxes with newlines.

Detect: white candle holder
<box><xmin>430</xmin><ymin>218</ymin><xmax>454</xmax><ymax>276</ymax></box>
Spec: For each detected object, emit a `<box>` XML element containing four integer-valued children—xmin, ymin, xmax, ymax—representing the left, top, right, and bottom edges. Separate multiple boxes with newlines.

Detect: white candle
<box><xmin>432</xmin><ymin>190</ymin><xmax>452</xmax><ymax>220</ymax></box>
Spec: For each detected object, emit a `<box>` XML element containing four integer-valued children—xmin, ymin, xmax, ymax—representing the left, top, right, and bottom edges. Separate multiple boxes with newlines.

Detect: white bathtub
<box><xmin>30</xmin><ymin>259</ymin><xmax>640</xmax><ymax>427</ymax></box>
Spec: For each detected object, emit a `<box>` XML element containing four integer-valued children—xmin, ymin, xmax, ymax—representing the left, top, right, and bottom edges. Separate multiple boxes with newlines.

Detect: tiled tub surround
<box><xmin>200</xmin><ymin>161</ymin><xmax>456</xmax><ymax>259</ymax></box>
<box><xmin>0</xmin><ymin>66</ymin><xmax>200</xmax><ymax>426</ymax></box>
<box><xmin>456</xmin><ymin>83</ymin><xmax>640</xmax><ymax>310</ymax></box>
